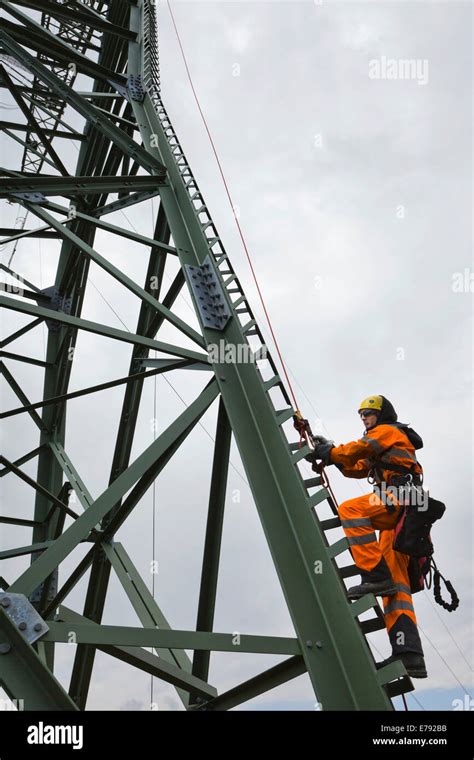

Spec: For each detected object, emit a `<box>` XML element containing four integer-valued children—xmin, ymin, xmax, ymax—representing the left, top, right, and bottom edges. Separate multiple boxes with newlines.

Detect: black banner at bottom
<box><xmin>0</xmin><ymin>709</ymin><xmax>472</xmax><ymax>757</ymax></box>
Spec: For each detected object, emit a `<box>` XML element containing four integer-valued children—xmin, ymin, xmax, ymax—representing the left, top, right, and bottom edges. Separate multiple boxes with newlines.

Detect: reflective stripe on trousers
<box><xmin>339</xmin><ymin>492</ymin><xmax>419</xmax><ymax>635</ymax></box>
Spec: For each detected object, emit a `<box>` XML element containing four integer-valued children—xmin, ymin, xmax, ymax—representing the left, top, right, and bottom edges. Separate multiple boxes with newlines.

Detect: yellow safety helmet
<box><xmin>358</xmin><ymin>395</ymin><xmax>383</xmax><ymax>413</ymax></box>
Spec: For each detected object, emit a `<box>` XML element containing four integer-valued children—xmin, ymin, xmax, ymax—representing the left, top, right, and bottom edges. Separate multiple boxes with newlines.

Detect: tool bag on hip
<box><xmin>393</xmin><ymin>494</ymin><xmax>459</xmax><ymax>611</ymax></box>
<box><xmin>393</xmin><ymin>493</ymin><xmax>445</xmax><ymax>557</ymax></box>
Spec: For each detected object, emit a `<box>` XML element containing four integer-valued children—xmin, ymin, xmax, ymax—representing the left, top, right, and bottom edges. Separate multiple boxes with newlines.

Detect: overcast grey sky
<box><xmin>1</xmin><ymin>0</ymin><xmax>472</xmax><ymax>711</ymax></box>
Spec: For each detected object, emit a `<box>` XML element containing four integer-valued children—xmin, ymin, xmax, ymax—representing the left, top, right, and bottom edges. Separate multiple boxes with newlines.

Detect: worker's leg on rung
<box><xmin>379</xmin><ymin>529</ymin><xmax>424</xmax><ymax>655</ymax></box>
<box><xmin>338</xmin><ymin>492</ymin><xmax>401</xmax><ymax>583</ymax></box>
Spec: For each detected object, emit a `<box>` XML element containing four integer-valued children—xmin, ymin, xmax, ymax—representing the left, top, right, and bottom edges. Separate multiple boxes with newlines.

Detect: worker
<box><xmin>307</xmin><ymin>395</ymin><xmax>427</xmax><ymax>678</ymax></box>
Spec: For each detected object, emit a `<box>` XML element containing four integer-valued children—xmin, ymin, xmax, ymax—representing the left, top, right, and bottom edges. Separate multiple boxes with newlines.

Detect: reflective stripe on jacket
<box><xmin>329</xmin><ymin>423</ymin><xmax>423</xmax><ymax>483</ymax></box>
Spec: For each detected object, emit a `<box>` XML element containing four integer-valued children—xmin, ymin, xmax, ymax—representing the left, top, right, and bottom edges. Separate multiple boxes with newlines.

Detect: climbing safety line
<box><xmin>166</xmin><ymin>0</ymin><xmax>302</xmax><ymax>418</ymax></box>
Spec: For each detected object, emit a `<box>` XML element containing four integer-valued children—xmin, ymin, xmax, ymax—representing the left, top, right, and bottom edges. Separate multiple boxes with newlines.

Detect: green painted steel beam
<box><xmin>0</xmin><ymin>541</ymin><xmax>52</xmax><ymax>561</ymax></box>
<box><xmin>0</xmin><ymin>226</ymin><xmax>62</xmax><ymax>241</ymax></box>
<box><xmin>1</xmin><ymin>296</ymin><xmax>209</xmax><ymax>362</ymax></box>
<box><xmin>0</xmin><ymin>456</ymin><xmax>79</xmax><ymax>520</ymax></box>
<box><xmin>0</xmin><ymin>516</ymin><xmax>40</xmax><ymax>528</ymax></box>
<box><xmin>92</xmin><ymin>188</ymin><xmax>161</xmax><ymax>217</ymax></box>
<box><xmin>0</xmin><ymin>174</ymin><xmax>165</xmax><ymax>197</ymax></box>
<box><xmin>0</xmin><ymin>350</ymin><xmax>50</xmax><ymax>368</ymax></box>
<box><xmin>55</xmin><ymin>605</ymin><xmax>216</xmax><ymax>701</ymax></box>
<box><xmin>192</xmin><ymin>398</ymin><xmax>232</xmax><ymax>686</ymax></box>
<box><xmin>0</xmin><ymin>30</ymin><xmax>163</xmax><ymax>177</ymax></box>
<box><xmin>0</xmin><ymin>445</ymin><xmax>45</xmax><ymax>476</ymax></box>
<box><xmin>7</xmin><ymin>379</ymin><xmax>219</xmax><ymax>598</ymax></box>
<box><xmin>46</xmin><ymin>620</ymin><xmax>301</xmax><ymax>656</ymax></box>
<box><xmin>0</xmin><ymin>64</ymin><xmax>69</xmax><ymax>175</ymax></box>
<box><xmin>195</xmin><ymin>656</ymin><xmax>307</xmax><ymax>712</ymax></box>
<box><xmin>2</xmin><ymin>361</ymin><xmax>207</xmax><ymax>421</ymax></box>
<box><xmin>49</xmin><ymin>443</ymin><xmax>94</xmax><ymax>512</ymax></box>
<box><xmin>3</xmin><ymin>0</ymin><xmax>136</xmax><ymax>680</ymax></box>
<box><xmin>69</xmin><ymin>201</ymin><xmax>180</xmax><ymax>707</ymax></box>
<box><xmin>0</xmin><ymin>608</ymin><xmax>78</xmax><ymax>711</ymax></box>
<box><xmin>42</xmin><ymin>548</ymin><xmax>97</xmax><ymax>620</ymax></box>
<box><xmin>0</xmin><ymin>6</ymin><xmax>128</xmax><ymax>86</ymax></box>
<box><xmin>99</xmin><ymin>645</ymin><xmax>217</xmax><ymax>701</ymax></box>
<box><xmin>100</xmin><ymin>388</ymin><xmax>216</xmax><ymax>539</ymax></box>
<box><xmin>42</xmin><ymin>200</ymin><xmax>178</xmax><ymax>254</ymax></box>
<box><xmin>19</xmin><ymin>203</ymin><xmax>205</xmax><ymax>348</ymax></box>
<box><xmin>0</xmin><ymin>121</ymin><xmax>86</xmax><ymax>141</ymax></box>
<box><xmin>0</xmin><ymin>317</ymin><xmax>42</xmax><ymax>349</ymax></box>
<box><xmin>8</xmin><ymin>0</ymin><xmax>138</xmax><ymax>40</ymax></box>
<box><xmin>0</xmin><ymin>264</ymin><xmax>41</xmax><ymax>291</ymax></box>
<box><xmin>1</xmin><ymin>128</ymin><xmax>59</xmax><ymax>171</ymax></box>
<box><xmin>0</xmin><ymin>360</ymin><xmax>48</xmax><ymax>432</ymax></box>
<box><xmin>103</xmin><ymin>542</ymin><xmax>194</xmax><ymax>708</ymax></box>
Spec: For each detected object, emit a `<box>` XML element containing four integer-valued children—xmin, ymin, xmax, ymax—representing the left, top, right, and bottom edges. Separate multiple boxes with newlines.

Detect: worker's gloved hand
<box><xmin>305</xmin><ymin>437</ymin><xmax>335</xmax><ymax>466</ymax></box>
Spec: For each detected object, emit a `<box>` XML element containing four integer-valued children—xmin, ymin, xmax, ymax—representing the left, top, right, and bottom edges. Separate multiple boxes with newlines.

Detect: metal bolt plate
<box><xmin>0</xmin><ymin>593</ymin><xmax>49</xmax><ymax>645</ymax></box>
<box><xmin>186</xmin><ymin>256</ymin><xmax>231</xmax><ymax>331</ymax></box>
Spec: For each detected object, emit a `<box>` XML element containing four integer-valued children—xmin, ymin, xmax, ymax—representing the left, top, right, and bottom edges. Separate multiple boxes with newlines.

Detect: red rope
<box><xmin>166</xmin><ymin>0</ymin><xmax>300</xmax><ymax>412</ymax></box>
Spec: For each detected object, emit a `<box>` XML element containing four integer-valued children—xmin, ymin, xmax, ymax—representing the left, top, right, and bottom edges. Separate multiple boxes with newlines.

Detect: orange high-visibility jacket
<box><xmin>329</xmin><ymin>424</ymin><xmax>422</xmax><ymax>483</ymax></box>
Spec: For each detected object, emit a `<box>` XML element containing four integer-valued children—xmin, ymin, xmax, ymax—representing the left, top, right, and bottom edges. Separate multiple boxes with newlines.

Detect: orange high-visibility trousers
<box><xmin>339</xmin><ymin>491</ymin><xmax>423</xmax><ymax>654</ymax></box>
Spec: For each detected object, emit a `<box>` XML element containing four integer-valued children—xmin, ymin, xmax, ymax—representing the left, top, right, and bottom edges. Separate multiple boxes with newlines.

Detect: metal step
<box><xmin>338</xmin><ymin>564</ymin><xmax>360</xmax><ymax>579</ymax></box>
<box><xmin>384</xmin><ymin>675</ymin><xmax>414</xmax><ymax>699</ymax></box>
<box><xmin>275</xmin><ymin>408</ymin><xmax>294</xmax><ymax>426</ymax></box>
<box><xmin>263</xmin><ymin>375</ymin><xmax>282</xmax><ymax>392</ymax></box>
<box><xmin>308</xmin><ymin>488</ymin><xmax>329</xmax><ymax>509</ymax></box>
<box><xmin>320</xmin><ymin>516</ymin><xmax>341</xmax><ymax>531</ymax></box>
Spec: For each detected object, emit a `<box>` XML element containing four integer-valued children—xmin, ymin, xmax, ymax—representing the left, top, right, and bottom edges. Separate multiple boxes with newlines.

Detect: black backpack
<box><xmin>393</xmin><ymin>495</ymin><xmax>459</xmax><ymax>611</ymax></box>
<box><xmin>393</xmin><ymin>494</ymin><xmax>445</xmax><ymax>557</ymax></box>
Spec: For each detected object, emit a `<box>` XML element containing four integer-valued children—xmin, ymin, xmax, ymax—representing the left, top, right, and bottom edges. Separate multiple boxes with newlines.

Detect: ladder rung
<box><xmin>235</xmin><ymin>307</ymin><xmax>249</xmax><ymax>314</ymax></box>
<box><xmin>263</xmin><ymin>375</ymin><xmax>282</xmax><ymax>392</ymax></box>
<box><xmin>292</xmin><ymin>445</ymin><xmax>312</xmax><ymax>464</ymax></box>
<box><xmin>349</xmin><ymin>594</ymin><xmax>377</xmax><ymax>618</ymax></box>
<box><xmin>327</xmin><ymin>537</ymin><xmax>349</xmax><ymax>558</ymax></box>
<box><xmin>242</xmin><ymin>319</ymin><xmax>257</xmax><ymax>334</ymax></box>
<box><xmin>320</xmin><ymin>516</ymin><xmax>340</xmax><ymax>531</ymax></box>
<box><xmin>377</xmin><ymin>660</ymin><xmax>409</xmax><ymax>686</ymax></box>
<box><xmin>288</xmin><ymin>441</ymin><xmax>302</xmax><ymax>451</ymax></box>
<box><xmin>360</xmin><ymin>616</ymin><xmax>386</xmax><ymax>634</ymax></box>
<box><xmin>227</xmin><ymin>287</ymin><xmax>241</xmax><ymax>294</ymax></box>
<box><xmin>303</xmin><ymin>476</ymin><xmax>322</xmax><ymax>488</ymax></box>
<box><xmin>384</xmin><ymin>676</ymin><xmax>414</xmax><ymax>699</ymax></box>
<box><xmin>275</xmin><ymin>408</ymin><xmax>294</xmax><ymax>426</ymax></box>
<box><xmin>338</xmin><ymin>564</ymin><xmax>359</xmax><ymax>579</ymax></box>
<box><xmin>308</xmin><ymin>488</ymin><xmax>329</xmax><ymax>509</ymax></box>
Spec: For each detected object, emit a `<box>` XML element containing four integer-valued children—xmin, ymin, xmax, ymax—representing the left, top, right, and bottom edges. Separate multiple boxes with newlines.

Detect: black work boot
<box><xmin>348</xmin><ymin>557</ymin><xmax>397</xmax><ymax>598</ymax></box>
<box><xmin>347</xmin><ymin>578</ymin><xmax>398</xmax><ymax>599</ymax></box>
<box><xmin>376</xmin><ymin>652</ymin><xmax>428</xmax><ymax>679</ymax></box>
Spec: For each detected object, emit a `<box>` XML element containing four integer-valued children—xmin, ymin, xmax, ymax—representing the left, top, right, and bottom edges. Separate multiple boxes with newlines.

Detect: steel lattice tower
<box><xmin>0</xmin><ymin>0</ymin><xmax>414</xmax><ymax>710</ymax></box>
